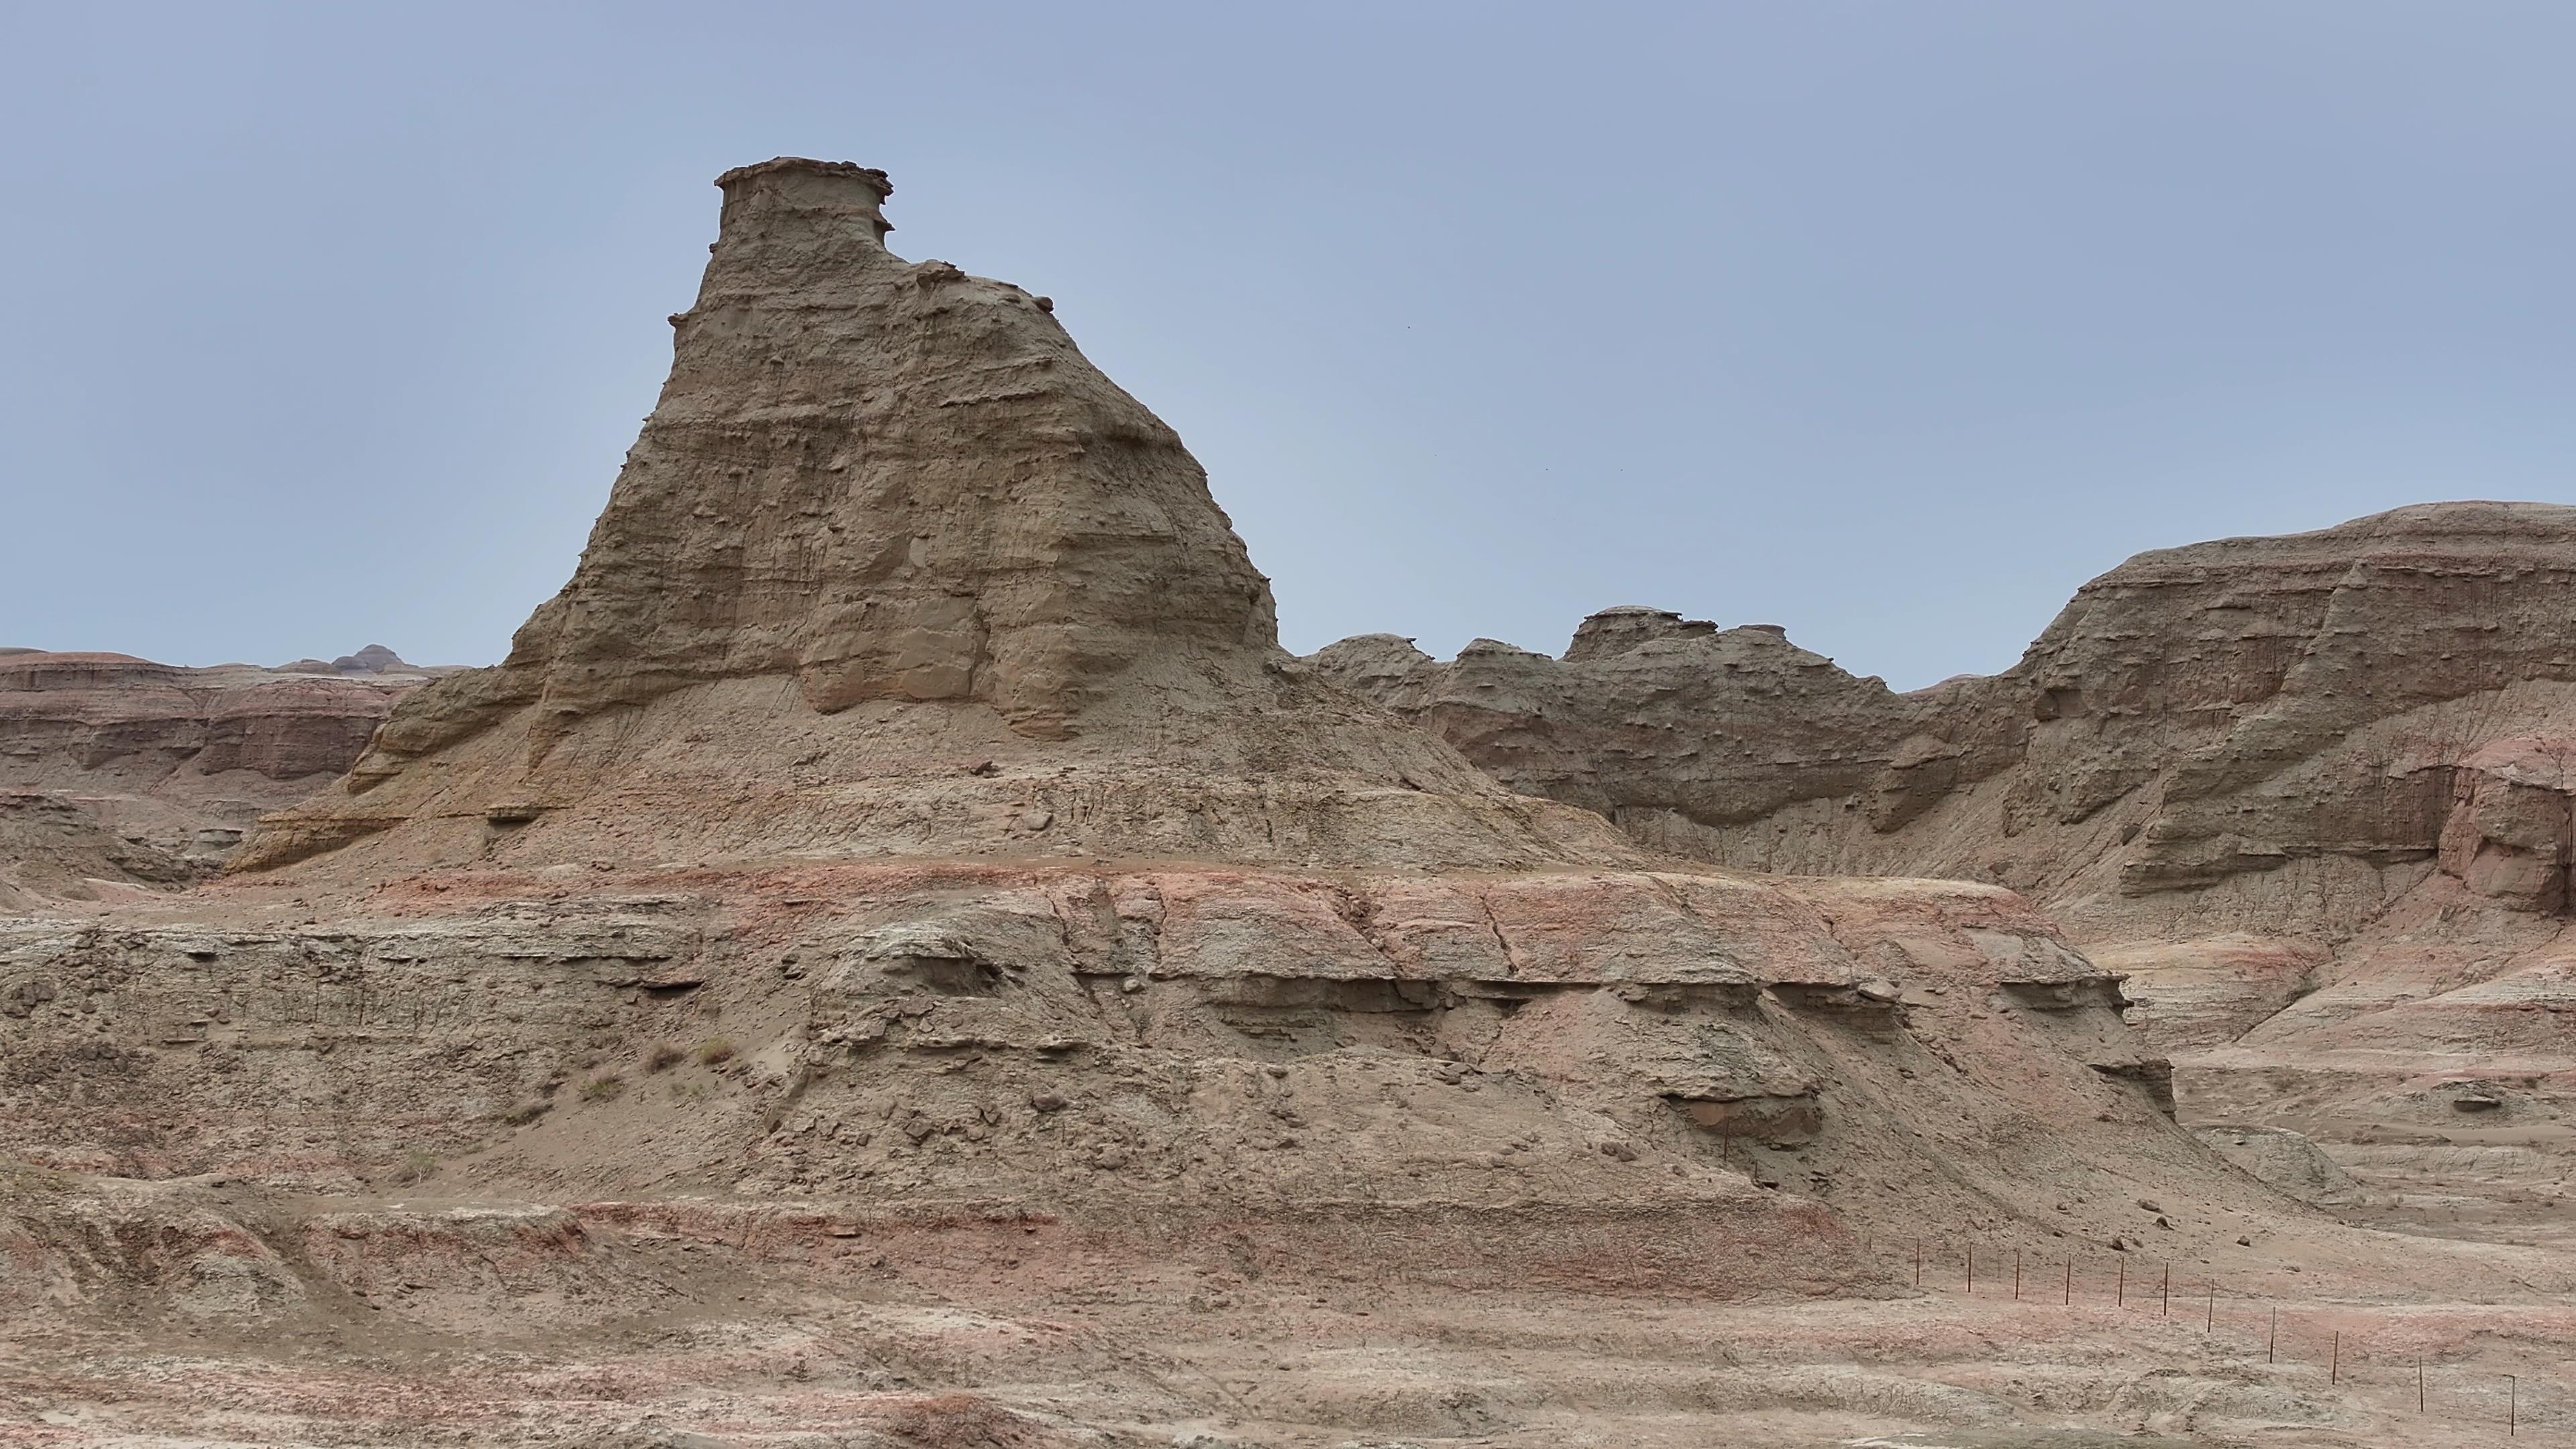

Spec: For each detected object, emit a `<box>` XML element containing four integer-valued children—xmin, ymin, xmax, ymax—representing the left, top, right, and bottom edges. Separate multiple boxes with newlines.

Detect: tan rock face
<box><xmin>3</xmin><ymin>160</ymin><xmax>2369</xmax><ymax>1446</ymax></box>
<box><xmin>494</xmin><ymin>160</ymin><xmax>1272</xmax><ymax>741</ymax></box>
<box><xmin>4</xmin><ymin>158</ymin><xmax>2220</xmax><ymax>1255</ymax></box>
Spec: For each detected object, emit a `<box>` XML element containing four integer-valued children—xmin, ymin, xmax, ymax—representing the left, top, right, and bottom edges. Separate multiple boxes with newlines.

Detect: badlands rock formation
<box><xmin>1316</xmin><ymin>502</ymin><xmax>2576</xmax><ymax>937</ymax></box>
<box><xmin>6</xmin><ymin>159</ymin><xmax>2480</xmax><ymax>1447</ymax></box>
<box><xmin>1317</xmin><ymin>502</ymin><xmax>2576</xmax><ymax>1238</ymax></box>
<box><xmin>0</xmin><ymin>650</ymin><xmax>425</xmax><ymax>908</ymax></box>
<box><xmin>162</xmin><ymin>156</ymin><xmax>2205</xmax><ymax>1249</ymax></box>
<box><xmin>10</xmin><ymin>164</ymin><xmax>2565</xmax><ymax>1433</ymax></box>
<box><xmin>241</xmin><ymin>160</ymin><xmax>1619</xmax><ymax>882</ymax></box>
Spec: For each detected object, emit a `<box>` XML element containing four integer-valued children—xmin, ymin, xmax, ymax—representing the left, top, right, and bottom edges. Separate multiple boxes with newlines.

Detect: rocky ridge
<box><xmin>1314</xmin><ymin>500</ymin><xmax>2576</xmax><ymax>1236</ymax></box>
<box><xmin>0</xmin><ymin>650</ymin><xmax>430</xmax><ymax>908</ymax></box>
<box><xmin>1316</xmin><ymin>502</ymin><xmax>2576</xmax><ymax>939</ymax></box>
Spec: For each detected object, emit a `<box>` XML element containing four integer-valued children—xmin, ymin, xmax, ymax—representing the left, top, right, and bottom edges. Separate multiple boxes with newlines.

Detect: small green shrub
<box><xmin>580</xmin><ymin>1073</ymin><xmax>626</xmax><ymax>1103</ymax></box>
<box><xmin>0</xmin><ymin>1161</ymin><xmax>74</xmax><ymax>1200</ymax></box>
<box><xmin>696</xmin><ymin>1036</ymin><xmax>738</xmax><ymax>1067</ymax></box>
<box><xmin>643</xmin><ymin>1042</ymin><xmax>686</xmax><ymax>1074</ymax></box>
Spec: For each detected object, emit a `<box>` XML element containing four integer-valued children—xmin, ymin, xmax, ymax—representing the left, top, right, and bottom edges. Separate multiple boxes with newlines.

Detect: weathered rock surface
<box><xmin>1316</xmin><ymin>502</ymin><xmax>2576</xmax><ymax>941</ymax></box>
<box><xmin>6</xmin><ymin>161</ymin><xmax>2496</xmax><ymax>1447</ymax></box>
<box><xmin>239</xmin><ymin>159</ymin><xmax>1628</xmax><ymax>882</ymax></box>
<box><xmin>0</xmin><ymin>651</ymin><xmax>426</xmax><ymax>906</ymax></box>
<box><xmin>1316</xmin><ymin>502</ymin><xmax>2576</xmax><ymax>1230</ymax></box>
<box><xmin>176</xmin><ymin>158</ymin><xmax>2217</xmax><ymax>1245</ymax></box>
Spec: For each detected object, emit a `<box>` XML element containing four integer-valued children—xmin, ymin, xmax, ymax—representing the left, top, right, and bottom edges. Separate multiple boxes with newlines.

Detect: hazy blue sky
<box><xmin>4</xmin><ymin>3</ymin><xmax>2570</xmax><ymax>688</ymax></box>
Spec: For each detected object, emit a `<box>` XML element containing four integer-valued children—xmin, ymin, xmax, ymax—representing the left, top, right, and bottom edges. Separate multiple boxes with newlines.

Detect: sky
<box><xmin>3</xmin><ymin>3</ymin><xmax>2570</xmax><ymax>690</ymax></box>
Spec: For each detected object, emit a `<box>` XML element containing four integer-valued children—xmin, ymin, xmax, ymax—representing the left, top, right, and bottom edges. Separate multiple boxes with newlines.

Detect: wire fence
<box><xmin>1860</xmin><ymin>1233</ymin><xmax>2551</xmax><ymax>1438</ymax></box>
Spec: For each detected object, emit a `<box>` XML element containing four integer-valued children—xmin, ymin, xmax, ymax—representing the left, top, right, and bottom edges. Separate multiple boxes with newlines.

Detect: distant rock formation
<box><xmin>1316</xmin><ymin>502</ymin><xmax>2576</xmax><ymax>942</ymax></box>
<box><xmin>0</xmin><ymin>651</ymin><xmax>423</xmax><ymax>904</ymax></box>
<box><xmin>276</xmin><ymin>644</ymin><xmax>441</xmax><ymax>677</ymax></box>
<box><xmin>1316</xmin><ymin>502</ymin><xmax>2576</xmax><ymax>1183</ymax></box>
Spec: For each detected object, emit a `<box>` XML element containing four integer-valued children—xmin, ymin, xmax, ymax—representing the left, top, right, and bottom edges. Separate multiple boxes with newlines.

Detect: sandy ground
<box><xmin>8</xmin><ymin>1167</ymin><xmax>2575</xmax><ymax>1448</ymax></box>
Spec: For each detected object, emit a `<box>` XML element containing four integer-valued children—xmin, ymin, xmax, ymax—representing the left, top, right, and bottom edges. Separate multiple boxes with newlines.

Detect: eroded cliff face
<box><xmin>1</xmin><ymin>160</ymin><xmax>2232</xmax><ymax>1329</ymax></box>
<box><xmin>0</xmin><ymin>651</ymin><xmax>421</xmax><ymax>907</ymax></box>
<box><xmin>1317</xmin><ymin>502</ymin><xmax>2576</xmax><ymax>943</ymax></box>
<box><xmin>1316</xmin><ymin>502</ymin><xmax>2576</xmax><ymax>1225</ymax></box>
<box><xmin>6</xmin><ymin>160</ymin><xmax>2553</xmax><ymax>1449</ymax></box>
<box><xmin>237</xmin><ymin>159</ymin><xmax>1627</xmax><ymax>881</ymax></box>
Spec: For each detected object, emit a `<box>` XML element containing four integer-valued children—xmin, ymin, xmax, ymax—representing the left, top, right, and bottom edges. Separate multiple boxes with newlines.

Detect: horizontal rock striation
<box><xmin>1317</xmin><ymin>502</ymin><xmax>2576</xmax><ymax>943</ymax></box>
<box><xmin>1316</xmin><ymin>504</ymin><xmax>2576</xmax><ymax>1218</ymax></box>
<box><xmin>0</xmin><ymin>651</ymin><xmax>423</xmax><ymax>906</ymax></box>
<box><xmin>0</xmin><ymin>859</ymin><xmax>2213</xmax><ymax>1255</ymax></box>
<box><xmin>0</xmin><ymin>161</ymin><xmax>2320</xmax><ymax>1442</ymax></box>
<box><xmin>238</xmin><ymin>160</ymin><xmax>1629</xmax><ymax>879</ymax></box>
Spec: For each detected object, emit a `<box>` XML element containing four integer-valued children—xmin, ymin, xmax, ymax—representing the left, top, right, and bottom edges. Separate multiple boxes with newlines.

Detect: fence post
<box><xmin>2116</xmin><ymin>1256</ymin><xmax>2125</xmax><ymax>1307</ymax></box>
<box><xmin>2509</xmin><ymin>1374</ymin><xmax>2516</xmax><ymax>1436</ymax></box>
<box><xmin>2161</xmin><ymin>1265</ymin><xmax>2169</xmax><ymax>1317</ymax></box>
<box><xmin>2330</xmin><ymin>1331</ymin><xmax>2339</xmax><ymax>1385</ymax></box>
<box><xmin>2063</xmin><ymin>1258</ymin><xmax>2071</xmax><ymax>1305</ymax></box>
<box><xmin>1914</xmin><ymin>1238</ymin><xmax>1921</xmax><ymax>1287</ymax></box>
<box><xmin>2268</xmin><ymin>1307</ymin><xmax>2276</xmax><ymax>1364</ymax></box>
<box><xmin>2206</xmin><ymin>1286</ymin><xmax>2214</xmax><ymax>1332</ymax></box>
<box><xmin>2417</xmin><ymin>1363</ymin><xmax>2424</xmax><ymax>1414</ymax></box>
<box><xmin>2014</xmin><ymin>1248</ymin><xmax>2022</xmax><ymax>1301</ymax></box>
<box><xmin>1966</xmin><ymin>1243</ymin><xmax>1973</xmax><ymax>1295</ymax></box>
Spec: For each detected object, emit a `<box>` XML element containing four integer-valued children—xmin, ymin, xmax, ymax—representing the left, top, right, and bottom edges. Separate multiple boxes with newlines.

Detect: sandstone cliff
<box><xmin>1315</xmin><ymin>502</ymin><xmax>2576</xmax><ymax>1225</ymax></box>
<box><xmin>1316</xmin><ymin>501</ymin><xmax>2576</xmax><ymax>943</ymax></box>
<box><xmin>237</xmin><ymin>159</ymin><xmax>1628</xmax><ymax>879</ymax></box>
<box><xmin>0</xmin><ymin>160</ymin><xmax>2417</xmax><ymax>1448</ymax></box>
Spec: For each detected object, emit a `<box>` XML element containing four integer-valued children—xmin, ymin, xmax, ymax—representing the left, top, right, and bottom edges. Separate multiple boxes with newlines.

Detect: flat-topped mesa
<box><xmin>237</xmin><ymin>161</ymin><xmax>1630</xmax><ymax>877</ymax></box>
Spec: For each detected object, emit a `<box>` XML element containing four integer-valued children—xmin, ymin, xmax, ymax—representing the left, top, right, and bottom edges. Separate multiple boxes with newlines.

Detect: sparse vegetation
<box><xmin>696</xmin><ymin>1036</ymin><xmax>738</xmax><ymax>1067</ymax></box>
<box><xmin>388</xmin><ymin>1148</ymin><xmax>437</xmax><ymax>1186</ymax></box>
<box><xmin>0</xmin><ymin>1161</ymin><xmax>74</xmax><ymax>1201</ymax></box>
<box><xmin>500</xmin><ymin>1097</ymin><xmax>554</xmax><ymax>1126</ymax></box>
<box><xmin>667</xmin><ymin>1081</ymin><xmax>710</xmax><ymax>1103</ymax></box>
<box><xmin>643</xmin><ymin>1042</ymin><xmax>686</xmax><ymax>1073</ymax></box>
<box><xmin>580</xmin><ymin>1073</ymin><xmax>626</xmax><ymax>1103</ymax></box>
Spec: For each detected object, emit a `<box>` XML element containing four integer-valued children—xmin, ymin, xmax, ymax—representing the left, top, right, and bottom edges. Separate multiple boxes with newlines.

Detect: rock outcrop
<box><xmin>12</xmin><ymin>160</ymin><xmax>2228</xmax><ymax>1267</ymax></box>
<box><xmin>239</xmin><ymin>159</ymin><xmax>1625</xmax><ymax>879</ymax></box>
<box><xmin>0</xmin><ymin>651</ymin><xmax>425</xmax><ymax>906</ymax></box>
<box><xmin>5</xmin><ymin>160</ymin><xmax>2423</xmax><ymax>1448</ymax></box>
<box><xmin>274</xmin><ymin>644</ymin><xmax>442</xmax><ymax>677</ymax></box>
<box><xmin>1316</xmin><ymin>502</ymin><xmax>2576</xmax><ymax>1224</ymax></box>
<box><xmin>1317</xmin><ymin>502</ymin><xmax>2576</xmax><ymax>941</ymax></box>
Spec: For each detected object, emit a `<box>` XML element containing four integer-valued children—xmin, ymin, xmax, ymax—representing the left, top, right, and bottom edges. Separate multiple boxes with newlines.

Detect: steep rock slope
<box><xmin>0</xmin><ymin>160</ymin><xmax>2434</xmax><ymax>1447</ymax></box>
<box><xmin>241</xmin><ymin>159</ymin><xmax>1607</xmax><ymax>880</ymax></box>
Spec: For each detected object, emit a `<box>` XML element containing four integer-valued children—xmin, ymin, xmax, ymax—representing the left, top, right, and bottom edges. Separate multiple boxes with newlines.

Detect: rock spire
<box><xmin>240</xmin><ymin>160</ymin><xmax>1629</xmax><ymax>876</ymax></box>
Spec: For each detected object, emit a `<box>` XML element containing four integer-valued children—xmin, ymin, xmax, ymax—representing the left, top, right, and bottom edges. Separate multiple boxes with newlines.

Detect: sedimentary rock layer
<box><xmin>239</xmin><ymin>160</ymin><xmax>1630</xmax><ymax>879</ymax></box>
<box><xmin>0</xmin><ymin>651</ymin><xmax>422</xmax><ymax>906</ymax></box>
<box><xmin>1316</xmin><ymin>502</ymin><xmax>2576</xmax><ymax>943</ymax></box>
